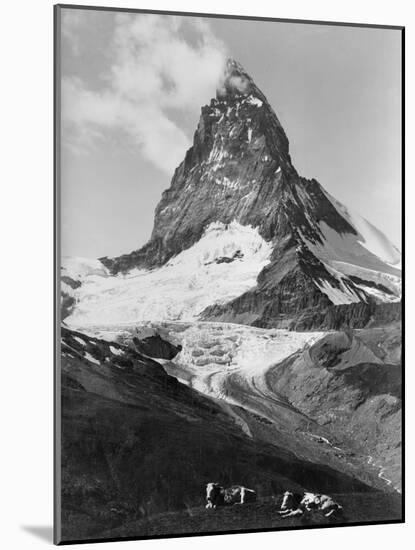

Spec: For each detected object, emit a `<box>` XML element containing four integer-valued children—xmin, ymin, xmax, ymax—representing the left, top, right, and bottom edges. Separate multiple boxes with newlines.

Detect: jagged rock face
<box><xmin>132</xmin><ymin>334</ymin><xmax>182</xmax><ymax>360</ymax></box>
<box><xmin>95</xmin><ymin>59</ymin><xmax>400</xmax><ymax>328</ymax></box>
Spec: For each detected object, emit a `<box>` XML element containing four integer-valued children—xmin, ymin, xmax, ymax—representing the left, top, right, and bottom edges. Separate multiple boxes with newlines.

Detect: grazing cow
<box><xmin>205</xmin><ymin>483</ymin><xmax>256</xmax><ymax>509</ymax></box>
<box><xmin>278</xmin><ymin>491</ymin><xmax>342</xmax><ymax>518</ymax></box>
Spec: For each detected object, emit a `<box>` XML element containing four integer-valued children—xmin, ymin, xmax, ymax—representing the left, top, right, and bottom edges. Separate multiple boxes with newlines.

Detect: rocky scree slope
<box><xmin>266</xmin><ymin>325</ymin><xmax>402</xmax><ymax>491</ymax></box>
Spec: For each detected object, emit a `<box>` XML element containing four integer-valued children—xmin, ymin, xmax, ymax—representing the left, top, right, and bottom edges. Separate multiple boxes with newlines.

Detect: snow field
<box><xmin>64</xmin><ymin>222</ymin><xmax>273</xmax><ymax>326</ymax></box>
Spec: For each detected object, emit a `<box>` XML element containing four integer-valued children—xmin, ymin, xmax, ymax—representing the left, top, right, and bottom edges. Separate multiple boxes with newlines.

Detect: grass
<box><xmin>101</xmin><ymin>493</ymin><xmax>402</xmax><ymax>540</ymax></box>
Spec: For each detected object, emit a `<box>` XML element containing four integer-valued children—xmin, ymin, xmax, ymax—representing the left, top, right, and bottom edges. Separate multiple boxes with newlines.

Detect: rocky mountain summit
<box><xmin>95</xmin><ymin>59</ymin><xmax>400</xmax><ymax>329</ymax></box>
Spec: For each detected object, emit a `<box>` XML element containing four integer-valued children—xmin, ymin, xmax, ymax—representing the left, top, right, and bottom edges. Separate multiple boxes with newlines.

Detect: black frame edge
<box><xmin>54</xmin><ymin>3</ymin><xmax>63</xmax><ymax>546</ymax></box>
<box><xmin>400</xmin><ymin>25</ymin><xmax>405</xmax><ymax>523</ymax></box>
<box><xmin>55</xmin><ymin>3</ymin><xmax>404</xmax><ymax>30</ymax></box>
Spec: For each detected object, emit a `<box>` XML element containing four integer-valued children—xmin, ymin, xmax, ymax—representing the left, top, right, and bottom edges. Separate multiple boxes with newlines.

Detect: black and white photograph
<box><xmin>55</xmin><ymin>5</ymin><xmax>403</xmax><ymax>544</ymax></box>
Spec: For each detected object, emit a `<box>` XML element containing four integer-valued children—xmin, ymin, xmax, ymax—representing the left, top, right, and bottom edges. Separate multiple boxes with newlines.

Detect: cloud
<box><xmin>227</xmin><ymin>74</ymin><xmax>250</xmax><ymax>94</ymax></box>
<box><xmin>62</xmin><ymin>13</ymin><xmax>227</xmax><ymax>173</ymax></box>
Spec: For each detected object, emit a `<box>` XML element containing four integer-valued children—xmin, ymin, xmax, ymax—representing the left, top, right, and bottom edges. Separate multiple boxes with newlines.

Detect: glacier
<box><xmin>64</xmin><ymin>221</ymin><xmax>272</xmax><ymax>327</ymax></box>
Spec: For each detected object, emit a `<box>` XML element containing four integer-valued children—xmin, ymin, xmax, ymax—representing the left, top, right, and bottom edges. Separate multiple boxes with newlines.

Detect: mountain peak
<box><xmin>225</xmin><ymin>57</ymin><xmax>246</xmax><ymax>72</ymax></box>
<box><xmin>98</xmin><ymin>60</ymin><xmax>401</xmax><ymax>325</ymax></box>
<box><xmin>217</xmin><ymin>58</ymin><xmax>261</xmax><ymax>100</ymax></box>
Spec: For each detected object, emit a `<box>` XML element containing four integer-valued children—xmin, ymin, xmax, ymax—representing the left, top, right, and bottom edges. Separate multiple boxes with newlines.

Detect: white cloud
<box><xmin>62</xmin><ymin>13</ymin><xmax>227</xmax><ymax>174</ymax></box>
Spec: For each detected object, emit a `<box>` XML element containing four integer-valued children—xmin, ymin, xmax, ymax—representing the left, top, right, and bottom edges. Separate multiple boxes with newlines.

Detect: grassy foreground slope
<box><xmin>104</xmin><ymin>493</ymin><xmax>402</xmax><ymax>539</ymax></box>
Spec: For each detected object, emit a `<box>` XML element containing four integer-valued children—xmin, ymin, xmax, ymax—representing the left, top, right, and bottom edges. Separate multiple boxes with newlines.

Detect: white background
<box><xmin>0</xmin><ymin>0</ymin><xmax>411</xmax><ymax>548</ymax></box>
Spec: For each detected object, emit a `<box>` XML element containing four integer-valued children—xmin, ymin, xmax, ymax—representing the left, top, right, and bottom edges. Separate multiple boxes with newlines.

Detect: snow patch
<box><xmin>85</xmin><ymin>352</ymin><xmax>100</xmax><ymax>365</ymax></box>
<box><xmin>246</xmin><ymin>96</ymin><xmax>263</xmax><ymax>107</ymax></box>
<box><xmin>310</xmin><ymin>249</ymin><xmax>400</xmax><ymax>305</ymax></box>
<box><xmin>312</xmin><ymin>261</ymin><xmax>366</xmax><ymax>305</ymax></box>
<box><xmin>215</xmin><ymin>176</ymin><xmax>238</xmax><ymax>190</ymax></box>
<box><xmin>62</xmin><ymin>257</ymin><xmax>109</xmax><ymax>281</ymax></box>
<box><xmin>61</xmin><ymin>281</ymin><xmax>75</xmax><ymax>297</ymax></box>
<box><xmin>331</xmin><ymin>261</ymin><xmax>401</xmax><ymax>300</ymax></box>
<box><xmin>314</xmin><ymin>278</ymin><xmax>361</xmax><ymax>306</ymax></box>
<box><xmin>354</xmin><ymin>285</ymin><xmax>398</xmax><ymax>303</ymax></box>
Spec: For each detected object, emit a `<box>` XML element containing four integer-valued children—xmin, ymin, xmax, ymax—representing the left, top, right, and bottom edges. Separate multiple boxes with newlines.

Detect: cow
<box><xmin>205</xmin><ymin>483</ymin><xmax>257</xmax><ymax>509</ymax></box>
<box><xmin>278</xmin><ymin>491</ymin><xmax>342</xmax><ymax>518</ymax></box>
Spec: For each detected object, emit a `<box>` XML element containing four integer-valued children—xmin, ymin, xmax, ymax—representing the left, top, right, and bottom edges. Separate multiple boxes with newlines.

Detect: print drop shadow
<box><xmin>21</xmin><ymin>525</ymin><xmax>53</xmax><ymax>543</ymax></box>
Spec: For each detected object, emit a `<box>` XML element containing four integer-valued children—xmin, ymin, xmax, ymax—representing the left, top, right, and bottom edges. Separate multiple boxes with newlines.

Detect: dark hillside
<box><xmin>60</xmin><ymin>328</ymin><xmax>374</xmax><ymax>541</ymax></box>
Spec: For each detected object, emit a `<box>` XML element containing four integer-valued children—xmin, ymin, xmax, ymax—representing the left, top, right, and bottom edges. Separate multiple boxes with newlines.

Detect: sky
<box><xmin>59</xmin><ymin>8</ymin><xmax>402</xmax><ymax>258</ymax></box>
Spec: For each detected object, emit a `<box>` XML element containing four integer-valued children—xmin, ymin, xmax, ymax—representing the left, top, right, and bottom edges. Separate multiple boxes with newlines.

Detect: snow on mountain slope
<box><xmin>295</xmin><ymin>188</ymin><xmax>402</xmax><ymax>304</ymax></box>
<box><xmin>323</xmin><ymin>191</ymin><xmax>401</xmax><ymax>268</ymax></box>
<box><xmin>313</xmin><ymin>271</ymin><xmax>362</xmax><ymax>305</ymax></box>
<box><xmin>64</xmin><ymin>222</ymin><xmax>272</xmax><ymax>327</ymax></box>
<box><xmin>62</xmin><ymin>256</ymin><xmax>110</xmax><ymax>280</ymax></box>
<box><xmin>61</xmin><ymin>256</ymin><xmax>110</xmax><ymax>308</ymax></box>
<box><xmin>331</xmin><ymin>261</ymin><xmax>401</xmax><ymax>297</ymax></box>
<box><xmin>310</xmin><ymin>252</ymin><xmax>400</xmax><ymax>305</ymax></box>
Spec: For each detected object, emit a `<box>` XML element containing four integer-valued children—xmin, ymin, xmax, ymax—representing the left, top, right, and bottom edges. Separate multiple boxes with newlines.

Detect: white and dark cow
<box><xmin>205</xmin><ymin>483</ymin><xmax>257</xmax><ymax>509</ymax></box>
<box><xmin>278</xmin><ymin>491</ymin><xmax>342</xmax><ymax>518</ymax></box>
